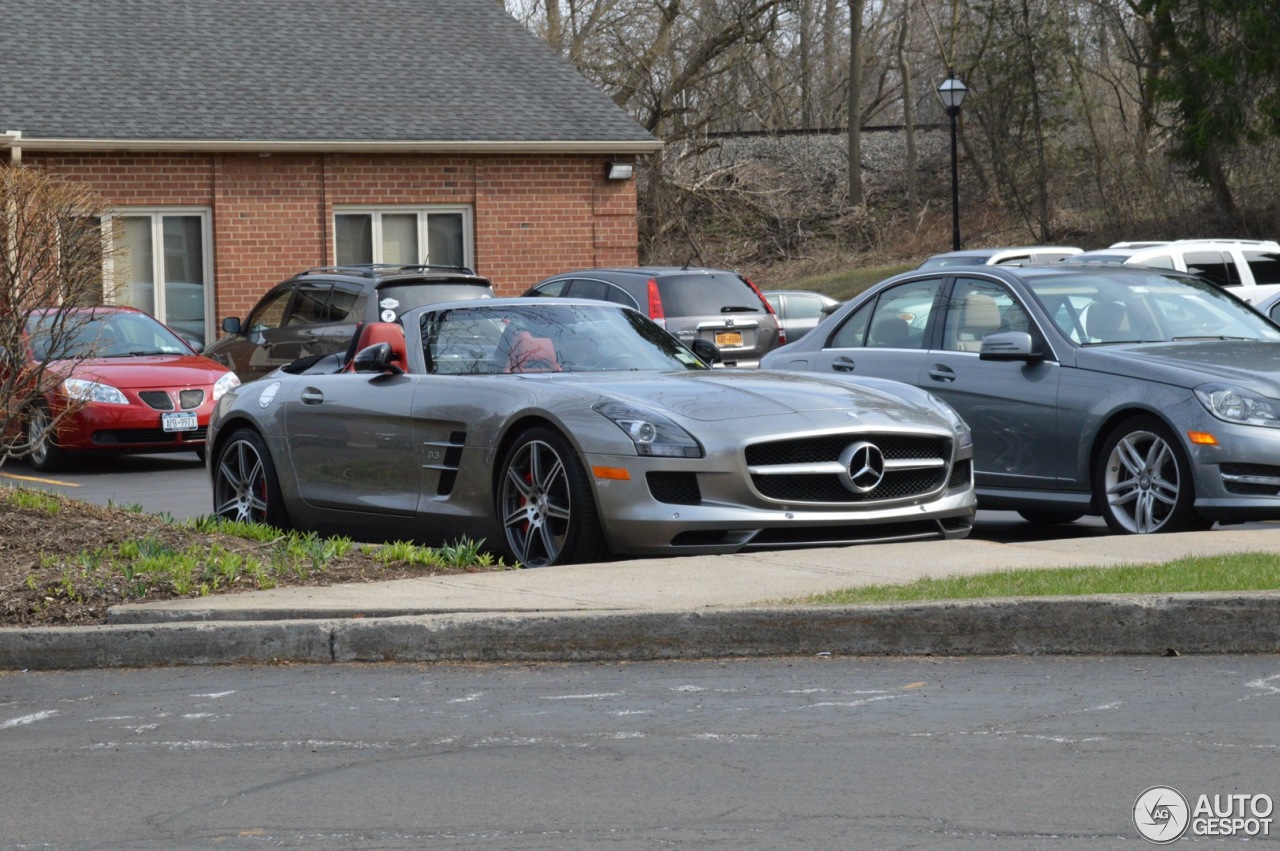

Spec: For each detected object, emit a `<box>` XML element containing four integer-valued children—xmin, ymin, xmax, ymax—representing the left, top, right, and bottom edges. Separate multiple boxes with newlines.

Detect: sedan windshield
<box><xmin>1024</xmin><ymin>271</ymin><xmax>1280</xmax><ymax>345</ymax></box>
<box><xmin>28</xmin><ymin>311</ymin><xmax>193</xmax><ymax>361</ymax></box>
<box><xmin>422</xmin><ymin>303</ymin><xmax>709</xmax><ymax>375</ymax></box>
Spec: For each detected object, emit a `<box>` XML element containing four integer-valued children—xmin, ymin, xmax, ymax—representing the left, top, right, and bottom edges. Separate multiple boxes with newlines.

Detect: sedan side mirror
<box><xmin>691</xmin><ymin>338</ymin><xmax>721</xmax><ymax>365</ymax></box>
<box><xmin>979</xmin><ymin>331</ymin><xmax>1045</xmax><ymax>362</ymax></box>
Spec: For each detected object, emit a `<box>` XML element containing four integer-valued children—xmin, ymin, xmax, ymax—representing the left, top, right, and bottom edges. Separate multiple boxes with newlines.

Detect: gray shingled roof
<box><xmin>1</xmin><ymin>0</ymin><xmax>659</xmax><ymax>151</ymax></box>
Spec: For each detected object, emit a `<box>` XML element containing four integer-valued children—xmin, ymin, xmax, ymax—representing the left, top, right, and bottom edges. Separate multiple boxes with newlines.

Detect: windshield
<box><xmin>28</xmin><ymin>311</ymin><xmax>192</xmax><ymax>361</ymax></box>
<box><xmin>1025</xmin><ymin>271</ymin><xmax>1280</xmax><ymax>345</ymax></box>
<box><xmin>421</xmin><ymin>303</ymin><xmax>709</xmax><ymax>375</ymax></box>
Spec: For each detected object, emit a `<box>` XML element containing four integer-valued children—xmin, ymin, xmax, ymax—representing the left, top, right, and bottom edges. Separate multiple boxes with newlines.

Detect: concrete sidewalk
<box><xmin>3</xmin><ymin>529</ymin><xmax>1280</xmax><ymax>669</ymax></box>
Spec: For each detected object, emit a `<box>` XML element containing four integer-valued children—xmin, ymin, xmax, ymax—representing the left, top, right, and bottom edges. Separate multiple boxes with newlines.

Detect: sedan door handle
<box><xmin>300</xmin><ymin>388</ymin><xmax>325</xmax><ymax>405</ymax></box>
<box><xmin>927</xmin><ymin>365</ymin><xmax>957</xmax><ymax>383</ymax></box>
<box><xmin>831</xmin><ymin>356</ymin><xmax>856</xmax><ymax>372</ymax></box>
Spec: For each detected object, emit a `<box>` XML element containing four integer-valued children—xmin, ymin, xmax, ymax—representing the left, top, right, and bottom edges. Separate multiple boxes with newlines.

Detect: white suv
<box><xmin>1093</xmin><ymin>239</ymin><xmax>1280</xmax><ymax>304</ymax></box>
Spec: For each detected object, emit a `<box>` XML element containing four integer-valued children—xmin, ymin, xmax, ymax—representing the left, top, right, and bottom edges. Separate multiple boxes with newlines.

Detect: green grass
<box><xmin>799</xmin><ymin>553</ymin><xmax>1280</xmax><ymax>605</ymax></box>
<box><xmin>773</xmin><ymin>262</ymin><xmax>917</xmax><ymax>301</ymax></box>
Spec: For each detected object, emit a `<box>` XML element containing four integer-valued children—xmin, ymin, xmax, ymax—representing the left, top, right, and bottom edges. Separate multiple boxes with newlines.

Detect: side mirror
<box><xmin>221</xmin><ymin>316</ymin><xmax>243</xmax><ymax>334</ymax></box>
<box><xmin>691</xmin><ymin>338</ymin><xmax>721</xmax><ymax>365</ymax></box>
<box><xmin>979</xmin><ymin>331</ymin><xmax>1045</xmax><ymax>362</ymax></box>
<box><xmin>820</xmin><ymin>302</ymin><xmax>842</xmax><ymax>316</ymax></box>
<box><xmin>351</xmin><ymin>342</ymin><xmax>404</xmax><ymax>375</ymax></box>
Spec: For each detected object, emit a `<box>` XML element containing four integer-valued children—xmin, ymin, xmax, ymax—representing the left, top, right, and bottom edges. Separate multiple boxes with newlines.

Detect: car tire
<box><xmin>498</xmin><ymin>427</ymin><xmax>605</xmax><ymax>567</ymax></box>
<box><xmin>1094</xmin><ymin>415</ymin><xmax>1209</xmax><ymax>534</ymax></box>
<box><xmin>27</xmin><ymin>403</ymin><xmax>67</xmax><ymax>473</ymax></box>
<box><xmin>212</xmin><ymin>428</ymin><xmax>290</xmax><ymax>529</ymax></box>
<box><xmin>1016</xmin><ymin>510</ymin><xmax>1084</xmax><ymax>526</ymax></box>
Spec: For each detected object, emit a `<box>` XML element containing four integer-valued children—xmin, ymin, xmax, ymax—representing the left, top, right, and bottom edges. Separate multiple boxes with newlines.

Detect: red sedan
<box><xmin>23</xmin><ymin>306</ymin><xmax>239</xmax><ymax>472</ymax></box>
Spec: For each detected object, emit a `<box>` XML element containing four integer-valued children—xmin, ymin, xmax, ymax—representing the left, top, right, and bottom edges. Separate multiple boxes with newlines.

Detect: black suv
<box><xmin>523</xmin><ymin>266</ymin><xmax>782</xmax><ymax>366</ymax></box>
<box><xmin>206</xmin><ymin>264</ymin><xmax>494</xmax><ymax>381</ymax></box>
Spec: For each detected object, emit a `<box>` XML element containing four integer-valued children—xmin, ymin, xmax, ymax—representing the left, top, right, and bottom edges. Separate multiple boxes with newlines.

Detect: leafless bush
<box><xmin>0</xmin><ymin>165</ymin><xmax>121</xmax><ymax>468</ymax></box>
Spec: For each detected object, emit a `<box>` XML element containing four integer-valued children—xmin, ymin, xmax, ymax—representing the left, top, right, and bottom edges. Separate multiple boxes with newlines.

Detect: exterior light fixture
<box><xmin>937</xmin><ymin>71</ymin><xmax>968</xmax><ymax>251</ymax></box>
<box><xmin>605</xmin><ymin>162</ymin><xmax>634</xmax><ymax>181</ymax></box>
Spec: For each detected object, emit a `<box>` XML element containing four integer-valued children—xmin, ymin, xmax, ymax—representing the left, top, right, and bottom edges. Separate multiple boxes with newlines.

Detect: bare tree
<box><xmin>0</xmin><ymin>165</ymin><xmax>119</xmax><ymax>469</ymax></box>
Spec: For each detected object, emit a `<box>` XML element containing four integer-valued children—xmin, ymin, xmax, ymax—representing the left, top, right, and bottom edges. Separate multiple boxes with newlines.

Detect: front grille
<box><xmin>647</xmin><ymin>471</ymin><xmax>702</xmax><ymax>505</ymax></box>
<box><xmin>745</xmin><ymin>434</ymin><xmax>947</xmax><ymax>466</ymax></box>
<box><xmin>139</xmin><ymin>391</ymin><xmax>173</xmax><ymax>411</ymax></box>
<box><xmin>754</xmin><ymin>468</ymin><xmax>946</xmax><ymax>502</ymax></box>
<box><xmin>947</xmin><ymin>458</ymin><xmax>972</xmax><ymax>491</ymax></box>
<box><xmin>179</xmin><ymin>389</ymin><xmax>204</xmax><ymax>409</ymax></box>
<box><xmin>92</xmin><ymin>427</ymin><xmax>207</xmax><ymax>446</ymax></box>
<box><xmin>746</xmin><ymin>432</ymin><xmax>953</xmax><ymax>504</ymax></box>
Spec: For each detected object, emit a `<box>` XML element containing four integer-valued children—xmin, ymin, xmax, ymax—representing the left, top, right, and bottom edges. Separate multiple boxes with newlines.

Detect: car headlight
<box><xmin>1195</xmin><ymin>383</ymin><xmax>1280</xmax><ymax>427</ymax></box>
<box><xmin>928</xmin><ymin>393</ymin><xmax>973</xmax><ymax>449</ymax></box>
<box><xmin>62</xmin><ymin>377</ymin><xmax>128</xmax><ymax>405</ymax></box>
<box><xmin>593</xmin><ymin>401</ymin><xmax>704</xmax><ymax>458</ymax></box>
<box><xmin>213</xmin><ymin>372</ymin><xmax>241</xmax><ymax>401</ymax></box>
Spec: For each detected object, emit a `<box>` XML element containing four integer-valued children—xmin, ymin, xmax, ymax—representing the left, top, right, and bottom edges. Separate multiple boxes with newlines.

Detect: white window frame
<box><xmin>333</xmin><ymin>205</ymin><xmax>474</xmax><ymax>269</ymax></box>
<box><xmin>103</xmin><ymin>208</ymin><xmax>214</xmax><ymax>344</ymax></box>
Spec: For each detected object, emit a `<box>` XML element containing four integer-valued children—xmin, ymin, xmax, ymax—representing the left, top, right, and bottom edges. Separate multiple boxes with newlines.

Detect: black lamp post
<box><xmin>937</xmin><ymin>71</ymin><xmax>968</xmax><ymax>251</ymax></box>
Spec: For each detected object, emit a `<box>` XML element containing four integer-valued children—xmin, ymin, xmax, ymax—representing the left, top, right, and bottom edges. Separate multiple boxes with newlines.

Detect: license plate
<box><xmin>162</xmin><ymin>412</ymin><xmax>198</xmax><ymax>432</ymax></box>
<box><xmin>715</xmin><ymin>331</ymin><xmax>743</xmax><ymax>347</ymax></box>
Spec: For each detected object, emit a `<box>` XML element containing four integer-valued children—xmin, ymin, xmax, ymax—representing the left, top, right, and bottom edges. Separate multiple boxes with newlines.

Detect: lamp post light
<box><xmin>937</xmin><ymin>71</ymin><xmax>968</xmax><ymax>251</ymax></box>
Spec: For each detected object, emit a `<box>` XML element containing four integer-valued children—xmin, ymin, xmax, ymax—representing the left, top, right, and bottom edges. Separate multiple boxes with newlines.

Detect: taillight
<box><xmin>744</xmin><ymin>276</ymin><xmax>783</xmax><ymax>345</ymax></box>
<box><xmin>647</xmin><ymin>278</ymin><xmax>666</xmax><ymax>328</ymax></box>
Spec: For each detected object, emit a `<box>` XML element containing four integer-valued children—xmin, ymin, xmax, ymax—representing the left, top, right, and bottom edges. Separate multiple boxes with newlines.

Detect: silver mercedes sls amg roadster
<box><xmin>207</xmin><ymin>299</ymin><xmax>976</xmax><ymax>566</ymax></box>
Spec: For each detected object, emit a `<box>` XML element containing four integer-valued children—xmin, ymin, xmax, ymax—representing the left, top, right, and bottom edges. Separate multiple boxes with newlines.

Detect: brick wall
<box><xmin>31</xmin><ymin>151</ymin><xmax>640</xmax><ymax>320</ymax></box>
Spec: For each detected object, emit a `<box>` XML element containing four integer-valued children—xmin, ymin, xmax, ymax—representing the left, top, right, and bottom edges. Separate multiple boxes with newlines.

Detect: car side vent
<box><xmin>425</xmin><ymin>431</ymin><xmax>467</xmax><ymax>496</ymax></box>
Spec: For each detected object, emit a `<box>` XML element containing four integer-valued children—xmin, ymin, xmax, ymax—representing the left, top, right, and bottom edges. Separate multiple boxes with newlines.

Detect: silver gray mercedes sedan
<box><xmin>761</xmin><ymin>264</ymin><xmax>1280</xmax><ymax>534</ymax></box>
<box><xmin>207</xmin><ymin>299</ymin><xmax>976</xmax><ymax>566</ymax></box>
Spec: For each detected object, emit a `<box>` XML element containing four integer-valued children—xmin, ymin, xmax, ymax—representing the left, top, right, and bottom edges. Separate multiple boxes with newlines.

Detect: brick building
<box><xmin>1</xmin><ymin>0</ymin><xmax>660</xmax><ymax>346</ymax></box>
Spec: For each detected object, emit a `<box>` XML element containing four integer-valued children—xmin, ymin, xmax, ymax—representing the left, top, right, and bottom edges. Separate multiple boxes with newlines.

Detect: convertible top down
<box><xmin>208</xmin><ymin>299</ymin><xmax>976</xmax><ymax>566</ymax></box>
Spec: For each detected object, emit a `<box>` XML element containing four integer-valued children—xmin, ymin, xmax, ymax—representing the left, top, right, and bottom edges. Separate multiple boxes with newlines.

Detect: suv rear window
<box><xmin>376</xmin><ymin>281</ymin><xmax>493</xmax><ymax>316</ymax></box>
<box><xmin>655</xmin><ymin>273</ymin><xmax>764</xmax><ymax>316</ymax></box>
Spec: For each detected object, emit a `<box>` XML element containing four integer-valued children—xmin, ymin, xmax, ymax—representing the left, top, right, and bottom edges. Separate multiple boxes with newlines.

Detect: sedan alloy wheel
<box><xmin>1096</xmin><ymin>416</ymin><xmax>1206</xmax><ymax>534</ymax></box>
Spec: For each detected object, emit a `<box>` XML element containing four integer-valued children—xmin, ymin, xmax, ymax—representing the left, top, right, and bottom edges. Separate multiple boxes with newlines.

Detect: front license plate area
<box><xmin>162</xmin><ymin>412</ymin><xmax>198</xmax><ymax>432</ymax></box>
<box><xmin>715</xmin><ymin>331</ymin><xmax>743</xmax><ymax>347</ymax></box>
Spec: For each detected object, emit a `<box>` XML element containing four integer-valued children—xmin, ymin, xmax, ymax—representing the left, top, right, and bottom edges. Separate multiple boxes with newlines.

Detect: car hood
<box><xmin>546</xmin><ymin>369</ymin><xmax>937</xmax><ymax>423</ymax></box>
<box><xmin>1079</xmin><ymin>341</ymin><xmax>1280</xmax><ymax>393</ymax></box>
<box><xmin>63</xmin><ymin>354</ymin><xmax>231</xmax><ymax>388</ymax></box>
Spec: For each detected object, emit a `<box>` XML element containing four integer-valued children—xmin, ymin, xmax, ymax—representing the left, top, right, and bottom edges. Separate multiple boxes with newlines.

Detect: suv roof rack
<box><xmin>300</xmin><ymin>263</ymin><xmax>478</xmax><ymax>278</ymax></box>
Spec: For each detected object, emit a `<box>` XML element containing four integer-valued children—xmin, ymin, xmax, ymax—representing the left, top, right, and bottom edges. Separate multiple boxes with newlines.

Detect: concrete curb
<box><xmin>3</xmin><ymin>592</ymin><xmax>1278</xmax><ymax>670</ymax></box>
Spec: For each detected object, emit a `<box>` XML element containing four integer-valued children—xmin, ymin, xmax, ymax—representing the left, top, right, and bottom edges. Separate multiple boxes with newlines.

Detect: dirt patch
<box><xmin>0</xmin><ymin>491</ymin><xmax>488</xmax><ymax>628</ymax></box>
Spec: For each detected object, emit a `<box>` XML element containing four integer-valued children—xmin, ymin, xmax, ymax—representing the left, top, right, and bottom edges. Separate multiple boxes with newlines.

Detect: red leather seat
<box><xmin>503</xmin><ymin>331</ymin><xmax>561</xmax><ymax>373</ymax></box>
<box><xmin>347</xmin><ymin>322</ymin><xmax>407</xmax><ymax>371</ymax></box>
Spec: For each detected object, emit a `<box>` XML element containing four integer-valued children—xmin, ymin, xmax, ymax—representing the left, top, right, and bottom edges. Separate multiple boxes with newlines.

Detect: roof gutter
<box><xmin>0</xmin><ymin>135</ymin><xmax>663</xmax><ymax>155</ymax></box>
<box><xmin>1</xmin><ymin>131</ymin><xmax>20</xmax><ymax>163</ymax></box>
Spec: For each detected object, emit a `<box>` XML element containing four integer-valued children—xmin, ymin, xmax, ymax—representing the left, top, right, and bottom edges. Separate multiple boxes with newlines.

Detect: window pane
<box><xmin>381</xmin><ymin>214</ymin><xmax>418</xmax><ymax>265</ymax></box>
<box><xmin>336</xmin><ymin>215</ymin><xmax>373</xmax><ymax>265</ymax></box>
<box><xmin>162</xmin><ymin>216</ymin><xmax>206</xmax><ymax>345</ymax></box>
<box><xmin>427</xmin><ymin>213</ymin><xmax>464</xmax><ymax>267</ymax></box>
<box><xmin>1245</xmin><ymin>252</ymin><xmax>1280</xmax><ymax>286</ymax></box>
<box><xmin>117</xmin><ymin>217</ymin><xmax>155</xmax><ymax>314</ymax></box>
<box><xmin>288</xmin><ymin>283</ymin><xmax>335</xmax><ymax>325</ymax></box>
<box><xmin>944</xmin><ymin>279</ymin><xmax>1016</xmax><ymax>352</ymax></box>
<box><xmin>1184</xmin><ymin>252</ymin><xmax>1236</xmax><ymax>289</ymax></box>
<box><xmin>868</xmin><ymin>280</ymin><xmax>939</xmax><ymax>349</ymax></box>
